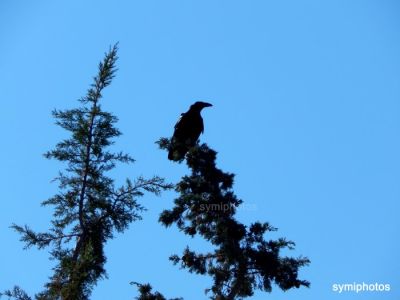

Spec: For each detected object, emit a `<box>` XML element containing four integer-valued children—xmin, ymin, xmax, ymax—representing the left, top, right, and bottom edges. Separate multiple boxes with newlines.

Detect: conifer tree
<box><xmin>135</xmin><ymin>140</ymin><xmax>309</xmax><ymax>299</ymax></box>
<box><xmin>130</xmin><ymin>282</ymin><xmax>182</xmax><ymax>300</ymax></box>
<box><xmin>2</xmin><ymin>44</ymin><xmax>172</xmax><ymax>300</ymax></box>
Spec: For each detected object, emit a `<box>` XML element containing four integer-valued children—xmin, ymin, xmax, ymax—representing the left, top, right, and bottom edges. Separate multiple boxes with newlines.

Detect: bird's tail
<box><xmin>168</xmin><ymin>140</ymin><xmax>188</xmax><ymax>161</ymax></box>
<box><xmin>168</xmin><ymin>149</ymin><xmax>175</xmax><ymax>160</ymax></box>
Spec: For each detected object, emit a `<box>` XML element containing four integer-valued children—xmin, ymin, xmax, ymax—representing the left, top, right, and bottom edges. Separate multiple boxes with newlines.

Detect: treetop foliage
<box><xmin>3</xmin><ymin>44</ymin><xmax>172</xmax><ymax>300</ymax></box>
<box><xmin>2</xmin><ymin>44</ymin><xmax>309</xmax><ymax>300</ymax></box>
<box><xmin>145</xmin><ymin>139</ymin><xmax>310</xmax><ymax>300</ymax></box>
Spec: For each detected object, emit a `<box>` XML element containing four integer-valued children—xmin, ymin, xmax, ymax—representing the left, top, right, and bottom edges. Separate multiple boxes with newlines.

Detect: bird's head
<box><xmin>191</xmin><ymin>101</ymin><xmax>213</xmax><ymax>111</ymax></box>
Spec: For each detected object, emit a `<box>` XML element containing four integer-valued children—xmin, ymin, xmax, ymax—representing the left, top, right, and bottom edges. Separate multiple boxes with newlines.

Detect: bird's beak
<box><xmin>203</xmin><ymin>102</ymin><xmax>213</xmax><ymax>107</ymax></box>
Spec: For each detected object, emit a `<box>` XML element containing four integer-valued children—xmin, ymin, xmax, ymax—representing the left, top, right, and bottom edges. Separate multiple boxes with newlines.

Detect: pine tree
<box><xmin>130</xmin><ymin>282</ymin><xmax>183</xmax><ymax>300</ymax></box>
<box><xmin>136</xmin><ymin>140</ymin><xmax>310</xmax><ymax>299</ymax></box>
<box><xmin>2</xmin><ymin>44</ymin><xmax>172</xmax><ymax>300</ymax></box>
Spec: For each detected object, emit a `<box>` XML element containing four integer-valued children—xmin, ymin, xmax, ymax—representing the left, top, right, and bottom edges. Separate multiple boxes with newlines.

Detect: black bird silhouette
<box><xmin>168</xmin><ymin>101</ymin><xmax>213</xmax><ymax>161</ymax></box>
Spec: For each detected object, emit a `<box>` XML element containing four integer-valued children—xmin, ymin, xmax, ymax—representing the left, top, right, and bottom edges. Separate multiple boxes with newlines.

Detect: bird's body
<box><xmin>168</xmin><ymin>101</ymin><xmax>212</xmax><ymax>161</ymax></box>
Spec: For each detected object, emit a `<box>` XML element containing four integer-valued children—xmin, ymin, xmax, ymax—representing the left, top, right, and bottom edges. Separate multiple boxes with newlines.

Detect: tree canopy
<box><xmin>2</xmin><ymin>45</ymin><xmax>309</xmax><ymax>300</ymax></box>
<box><xmin>2</xmin><ymin>44</ymin><xmax>172</xmax><ymax>300</ymax></box>
<box><xmin>135</xmin><ymin>140</ymin><xmax>310</xmax><ymax>300</ymax></box>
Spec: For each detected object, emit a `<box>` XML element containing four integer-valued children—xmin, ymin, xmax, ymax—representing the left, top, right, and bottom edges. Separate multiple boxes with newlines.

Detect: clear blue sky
<box><xmin>1</xmin><ymin>1</ymin><xmax>399</xmax><ymax>299</ymax></box>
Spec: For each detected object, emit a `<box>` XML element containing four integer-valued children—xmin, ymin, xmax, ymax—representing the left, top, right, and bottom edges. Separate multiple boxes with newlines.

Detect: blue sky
<box><xmin>1</xmin><ymin>1</ymin><xmax>399</xmax><ymax>299</ymax></box>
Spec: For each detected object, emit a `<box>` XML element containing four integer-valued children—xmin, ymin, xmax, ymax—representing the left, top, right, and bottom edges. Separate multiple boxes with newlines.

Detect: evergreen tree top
<box><xmin>3</xmin><ymin>44</ymin><xmax>172</xmax><ymax>300</ymax></box>
<box><xmin>150</xmin><ymin>139</ymin><xmax>310</xmax><ymax>299</ymax></box>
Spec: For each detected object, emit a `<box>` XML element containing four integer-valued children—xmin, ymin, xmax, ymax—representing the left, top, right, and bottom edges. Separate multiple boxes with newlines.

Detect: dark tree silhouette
<box><xmin>1</xmin><ymin>44</ymin><xmax>172</xmax><ymax>300</ymax></box>
<box><xmin>136</xmin><ymin>139</ymin><xmax>310</xmax><ymax>299</ymax></box>
<box><xmin>168</xmin><ymin>101</ymin><xmax>212</xmax><ymax>161</ymax></box>
<box><xmin>130</xmin><ymin>282</ymin><xmax>183</xmax><ymax>300</ymax></box>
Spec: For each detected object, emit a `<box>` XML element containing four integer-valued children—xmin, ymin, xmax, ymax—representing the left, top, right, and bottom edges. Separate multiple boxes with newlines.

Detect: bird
<box><xmin>168</xmin><ymin>101</ymin><xmax>213</xmax><ymax>161</ymax></box>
